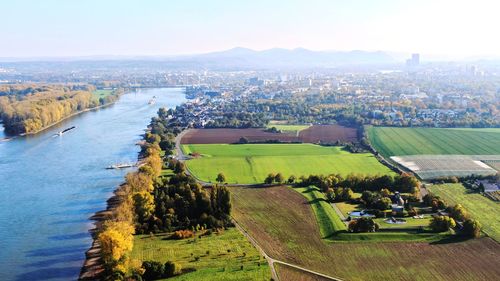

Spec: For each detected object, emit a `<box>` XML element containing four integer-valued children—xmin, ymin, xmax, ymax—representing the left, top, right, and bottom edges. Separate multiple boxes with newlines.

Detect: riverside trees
<box><xmin>0</xmin><ymin>84</ymin><xmax>121</xmax><ymax>134</ymax></box>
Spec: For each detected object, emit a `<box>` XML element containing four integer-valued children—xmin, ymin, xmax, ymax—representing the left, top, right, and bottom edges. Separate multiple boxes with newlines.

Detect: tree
<box><xmin>374</xmin><ymin>197</ymin><xmax>392</xmax><ymax>210</ymax></box>
<box><xmin>133</xmin><ymin>191</ymin><xmax>155</xmax><ymax>223</ymax></box>
<box><xmin>348</xmin><ymin>217</ymin><xmax>379</xmax><ymax>233</ymax></box>
<box><xmin>449</xmin><ymin>204</ymin><xmax>468</xmax><ymax>221</ymax></box>
<box><xmin>326</xmin><ymin>189</ymin><xmax>336</xmax><ymax>202</ymax></box>
<box><xmin>264</xmin><ymin>173</ymin><xmax>275</xmax><ymax>184</ymax></box>
<box><xmin>216</xmin><ymin>172</ymin><xmax>226</xmax><ymax>184</ymax></box>
<box><xmin>462</xmin><ymin>218</ymin><xmax>481</xmax><ymax>238</ymax></box>
<box><xmin>429</xmin><ymin>216</ymin><xmax>456</xmax><ymax>232</ymax></box>
<box><xmin>287</xmin><ymin>175</ymin><xmax>296</xmax><ymax>184</ymax></box>
<box><xmin>142</xmin><ymin>261</ymin><xmax>165</xmax><ymax>280</ymax></box>
<box><xmin>164</xmin><ymin>261</ymin><xmax>182</xmax><ymax>277</ymax></box>
<box><xmin>98</xmin><ymin>221</ymin><xmax>134</xmax><ymax>267</ymax></box>
<box><xmin>274</xmin><ymin>173</ymin><xmax>284</xmax><ymax>184</ymax></box>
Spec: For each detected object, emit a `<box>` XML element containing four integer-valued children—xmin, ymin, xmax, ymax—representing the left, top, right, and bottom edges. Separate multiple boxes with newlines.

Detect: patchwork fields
<box><xmin>427</xmin><ymin>183</ymin><xmax>500</xmax><ymax>242</ymax></box>
<box><xmin>181</xmin><ymin>125</ymin><xmax>358</xmax><ymax>144</ymax></box>
<box><xmin>182</xmin><ymin>144</ymin><xmax>394</xmax><ymax>184</ymax></box>
<box><xmin>231</xmin><ymin>185</ymin><xmax>500</xmax><ymax>281</ymax></box>
<box><xmin>367</xmin><ymin>126</ymin><xmax>500</xmax><ymax>158</ymax></box>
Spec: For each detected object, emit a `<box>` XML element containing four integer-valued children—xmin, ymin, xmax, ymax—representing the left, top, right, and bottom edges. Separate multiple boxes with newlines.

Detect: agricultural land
<box><xmin>231</xmin><ymin>185</ymin><xmax>500</xmax><ymax>281</ymax></box>
<box><xmin>427</xmin><ymin>183</ymin><xmax>500</xmax><ymax>242</ymax></box>
<box><xmin>182</xmin><ymin>143</ymin><xmax>394</xmax><ymax>184</ymax></box>
<box><xmin>130</xmin><ymin>228</ymin><xmax>270</xmax><ymax>281</ymax></box>
<box><xmin>367</xmin><ymin>126</ymin><xmax>500</xmax><ymax>158</ymax></box>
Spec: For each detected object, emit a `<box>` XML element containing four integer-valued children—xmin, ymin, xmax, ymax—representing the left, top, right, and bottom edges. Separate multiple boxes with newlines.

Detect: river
<box><xmin>0</xmin><ymin>88</ymin><xmax>186</xmax><ymax>281</ymax></box>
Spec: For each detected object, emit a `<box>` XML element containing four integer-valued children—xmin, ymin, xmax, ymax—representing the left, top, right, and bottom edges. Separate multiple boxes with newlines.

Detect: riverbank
<box><xmin>79</xmin><ymin>184</ymin><xmax>125</xmax><ymax>280</ymax></box>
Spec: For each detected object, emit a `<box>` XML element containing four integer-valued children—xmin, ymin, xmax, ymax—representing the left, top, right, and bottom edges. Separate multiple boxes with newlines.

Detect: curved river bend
<box><xmin>0</xmin><ymin>88</ymin><xmax>186</xmax><ymax>281</ymax></box>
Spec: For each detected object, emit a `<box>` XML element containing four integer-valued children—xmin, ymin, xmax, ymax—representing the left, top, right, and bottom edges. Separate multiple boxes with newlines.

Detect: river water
<box><xmin>0</xmin><ymin>88</ymin><xmax>186</xmax><ymax>281</ymax></box>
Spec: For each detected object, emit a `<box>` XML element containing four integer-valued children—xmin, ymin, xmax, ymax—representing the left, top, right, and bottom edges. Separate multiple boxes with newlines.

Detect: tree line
<box><xmin>0</xmin><ymin>84</ymin><xmax>121</xmax><ymax>134</ymax></box>
<box><xmin>97</xmin><ymin>107</ymin><xmax>232</xmax><ymax>280</ymax></box>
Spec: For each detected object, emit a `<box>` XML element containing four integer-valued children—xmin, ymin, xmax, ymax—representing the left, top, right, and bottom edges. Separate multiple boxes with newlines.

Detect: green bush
<box><xmin>462</xmin><ymin>218</ymin><xmax>481</xmax><ymax>238</ymax></box>
<box><xmin>142</xmin><ymin>261</ymin><xmax>164</xmax><ymax>280</ymax></box>
<box><xmin>164</xmin><ymin>261</ymin><xmax>182</xmax><ymax>277</ymax></box>
<box><xmin>429</xmin><ymin>216</ymin><xmax>456</xmax><ymax>232</ymax></box>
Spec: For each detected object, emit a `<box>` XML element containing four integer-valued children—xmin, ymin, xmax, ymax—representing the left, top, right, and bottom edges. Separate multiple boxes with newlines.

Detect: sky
<box><xmin>1</xmin><ymin>0</ymin><xmax>500</xmax><ymax>58</ymax></box>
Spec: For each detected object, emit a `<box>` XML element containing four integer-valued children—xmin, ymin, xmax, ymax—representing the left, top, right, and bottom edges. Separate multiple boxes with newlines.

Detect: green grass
<box><xmin>427</xmin><ymin>183</ymin><xmax>500</xmax><ymax>242</ymax></box>
<box><xmin>266</xmin><ymin>124</ymin><xmax>310</xmax><ymax>133</ymax></box>
<box><xmin>92</xmin><ymin>89</ymin><xmax>114</xmax><ymax>99</ymax></box>
<box><xmin>294</xmin><ymin>186</ymin><xmax>446</xmax><ymax>242</ymax></box>
<box><xmin>183</xmin><ymin>144</ymin><xmax>394</xmax><ymax>184</ymax></box>
<box><xmin>130</xmin><ymin>228</ymin><xmax>270</xmax><ymax>281</ymax></box>
<box><xmin>335</xmin><ymin>201</ymin><xmax>361</xmax><ymax>217</ymax></box>
<box><xmin>295</xmin><ymin>186</ymin><xmax>347</xmax><ymax>237</ymax></box>
<box><xmin>367</xmin><ymin>126</ymin><xmax>500</xmax><ymax>158</ymax></box>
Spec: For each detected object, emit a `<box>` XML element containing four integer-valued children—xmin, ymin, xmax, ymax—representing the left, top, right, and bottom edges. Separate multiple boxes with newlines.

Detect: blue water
<box><xmin>0</xmin><ymin>88</ymin><xmax>186</xmax><ymax>281</ymax></box>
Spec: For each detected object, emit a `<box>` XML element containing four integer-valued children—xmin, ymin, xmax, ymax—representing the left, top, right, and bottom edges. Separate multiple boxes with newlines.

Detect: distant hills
<box><xmin>176</xmin><ymin>47</ymin><xmax>396</xmax><ymax>69</ymax></box>
<box><xmin>0</xmin><ymin>48</ymin><xmax>396</xmax><ymax>69</ymax></box>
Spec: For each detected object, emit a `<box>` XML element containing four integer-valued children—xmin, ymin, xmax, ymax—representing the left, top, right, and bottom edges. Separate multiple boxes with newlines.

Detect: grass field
<box><xmin>427</xmin><ymin>183</ymin><xmax>500</xmax><ymax>242</ymax></box>
<box><xmin>266</xmin><ymin>124</ymin><xmax>310</xmax><ymax>133</ymax></box>
<box><xmin>182</xmin><ymin>144</ymin><xmax>394</xmax><ymax>184</ymax></box>
<box><xmin>367</xmin><ymin>126</ymin><xmax>500</xmax><ymax>158</ymax></box>
<box><xmin>231</xmin><ymin>185</ymin><xmax>500</xmax><ymax>281</ymax></box>
<box><xmin>92</xmin><ymin>89</ymin><xmax>114</xmax><ymax>99</ymax></box>
<box><xmin>130</xmin><ymin>228</ymin><xmax>270</xmax><ymax>281</ymax></box>
<box><xmin>295</xmin><ymin>186</ymin><xmax>347</xmax><ymax>237</ymax></box>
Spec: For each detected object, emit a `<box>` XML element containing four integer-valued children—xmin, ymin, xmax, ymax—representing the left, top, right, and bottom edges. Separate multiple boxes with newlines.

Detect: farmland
<box><xmin>231</xmin><ymin>185</ymin><xmax>500</xmax><ymax>281</ymax></box>
<box><xmin>427</xmin><ymin>183</ymin><xmax>500</xmax><ymax>242</ymax></box>
<box><xmin>130</xmin><ymin>228</ymin><xmax>270</xmax><ymax>281</ymax></box>
<box><xmin>181</xmin><ymin>125</ymin><xmax>358</xmax><ymax>144</ymax></box>
<box><xmin>182</xmin><ymin>144</ymin><xmax>394</xmax><ymax>184</ymax></box>
<box><xmin>367</xmin><ymin>126</ymin><xmax>500</xmax><ymax>158</ymax></box>
<box><xmin>391</xmin><ymin>155</ymin><xmax>499</xmax><ymax>179</ymax></box>
<box><xmin>267</xmin><ymin>124</ymin><xmax>310</xmax><ymax>134</ymax></box>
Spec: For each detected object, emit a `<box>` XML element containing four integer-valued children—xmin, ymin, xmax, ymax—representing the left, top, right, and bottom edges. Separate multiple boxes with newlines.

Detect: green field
<box><xmin>183</xmin><ymin>144</ymin><xmax>394</xmax><ymax>184</ymax></box>
<box><xmin>266</xmin><ymin>124</ymin><xmax>310</xmax><ymax>133</ymax></box>
<box><xmin>130</xmin><ymin>228</ymin><xmax>270</xmax><ymax>281</ymax></box>
<box><xmin>428</xmin><ymin>183</ymin><xmax>500</xmax><ymax>242</ymax></box>
<box><xmin>295</xmin><ymin>186</ymin><xmax>347</xmax><ymax>237</ymax></box>
<box><xmin>367</xmin><ymin>126</ymin><xmax>500</xmax><ymax>158</ymax></box>
<box><xmin>92</xmin><ymin>89</ymin><xmax>114</xmax><ymax>99</ymax></box>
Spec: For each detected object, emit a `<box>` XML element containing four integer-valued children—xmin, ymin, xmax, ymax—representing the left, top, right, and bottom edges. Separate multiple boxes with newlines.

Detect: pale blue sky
<box><xmin>1</xmin><ymin>0</ymin><xmax>499</xmax><ymax>57</ymax></box>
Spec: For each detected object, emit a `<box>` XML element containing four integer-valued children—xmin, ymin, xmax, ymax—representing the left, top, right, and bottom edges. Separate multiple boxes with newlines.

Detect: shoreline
<box><xmin>1</xmin><ymin>91</ymin><xmax>124</xmax><ymax>140</ymax></box>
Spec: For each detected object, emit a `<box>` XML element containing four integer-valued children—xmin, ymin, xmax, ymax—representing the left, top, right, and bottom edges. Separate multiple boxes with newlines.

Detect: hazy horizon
<box><xmin>2</xmin><ymin>0</ymin><xmax>500</xmax><ymax>59</ymax></box>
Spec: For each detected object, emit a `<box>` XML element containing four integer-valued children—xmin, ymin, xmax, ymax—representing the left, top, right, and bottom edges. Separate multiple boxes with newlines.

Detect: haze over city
<box><xmin>2</xmin><ymin>0</ymin><xmax>500</xmax><ymax>59</ymax></box>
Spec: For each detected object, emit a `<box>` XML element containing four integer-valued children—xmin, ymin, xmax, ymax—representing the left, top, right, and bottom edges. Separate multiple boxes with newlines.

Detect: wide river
<box><xmin>0</xmin><ymin>88</ymin><xmax>186</xmax><ymax>281</ymax></box>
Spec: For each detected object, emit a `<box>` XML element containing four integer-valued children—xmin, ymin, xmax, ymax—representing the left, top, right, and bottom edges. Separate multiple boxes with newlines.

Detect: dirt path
<box><xmin>233</xmin><ymin>218</ymin><xmax>343</xmax><ymax>281</ymax></box>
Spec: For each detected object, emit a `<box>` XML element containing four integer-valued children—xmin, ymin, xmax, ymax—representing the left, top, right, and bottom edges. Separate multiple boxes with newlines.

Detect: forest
<box><xmin>0</xmin><ymin>84</ymin><xmax>121</xmax><ymax>134</ymax></box>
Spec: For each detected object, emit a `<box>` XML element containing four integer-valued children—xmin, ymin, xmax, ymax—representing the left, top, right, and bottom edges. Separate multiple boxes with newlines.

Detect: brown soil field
<box><xmin>276</xmin><ymin>264</ymin><xmax>333</xmax><ymax>281</ymax></box>
<box><xmin>181</xmin><ymin>125</ymin><xmax>357</xmax><ymax>144</ymax></box>
<box><xmin>180</xmin><ymin>128</ymin><xmax>298</xmax><ymax>144</ymax></box>
<box><xmin>231</xmin><ymin>185</ymin><xmax>500</xmax><ymax>281</ymax></box>
<box><xmin>298</xmin><ymin>124</ymin><xmax>358</xmax><ymax>143</ymax></box>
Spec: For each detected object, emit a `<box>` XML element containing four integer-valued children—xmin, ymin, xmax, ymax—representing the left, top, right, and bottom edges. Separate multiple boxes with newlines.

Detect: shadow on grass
<box><xmin>430</xmin><ymin>235</ymin><xmax>471</xmax><ymax>245</ymax></box>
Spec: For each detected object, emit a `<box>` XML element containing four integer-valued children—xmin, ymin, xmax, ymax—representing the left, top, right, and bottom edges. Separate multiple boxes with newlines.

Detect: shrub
<box><xmin>348</xmin><ymin>217</ymin><xmax>380</xmax><ymax>233</ymax></box>
<box><xmin>164</xmin><ymin>261</ymin><xmax>182</xmax><ymax>277</ymax></box>
<box><xmin>374</xmin><ymin>197</ymin><xmax>392</xmax><ymax>210</ymax></box>
<box><xmin>429</xmin><ymin>216</ymin><xmax>456</xmax><ymax>232</ymax></box>
<box><xmin>142</xmin><ymin>261</ymin><xmax>165</xmax><ymax>280</ymax></box>
<box><xmin>449</xmin><ymin>204</ymin><xmax>468</xmax><ymax>221</ymax></box>
<box><xmin>462</xmin><ymin>218</ymin><xmax>481</xmax><ymax>238</ymax></box>
<box><xmin>171</xmin><ymin>230</ymin><xmax>194</xmax><ymax>239</ymax></box>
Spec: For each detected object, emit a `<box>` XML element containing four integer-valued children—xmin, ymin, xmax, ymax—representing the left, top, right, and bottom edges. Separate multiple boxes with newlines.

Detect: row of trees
<box><xmin>298</xmin><ymin>173</ymin><xmax>420</xmax><ymax>195</ymax></box>
<box><xmin>424</xmin><ymin>193</ymin><xmax>482</xmax><ymax>237</ymax></box>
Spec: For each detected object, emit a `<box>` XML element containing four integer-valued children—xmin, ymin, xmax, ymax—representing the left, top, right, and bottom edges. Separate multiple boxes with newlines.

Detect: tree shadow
<box><xmin>26</xmin><ymin>245</ymin><xmax>88</xmax><ymax>257</ymax></box>
<box><xmin>15</xmin><ymin>266</ymin><xmax>81</xmax><ymax>281</ymax></box>
<box><xmin>26</xmin><ymin>253</ymin><xmax>83</xmax><ymax>268</ymax></box>
<box><xmin>48</xmin><ymin>232</ymin><xmax>89</xmax><ymax>241</ymax></box>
